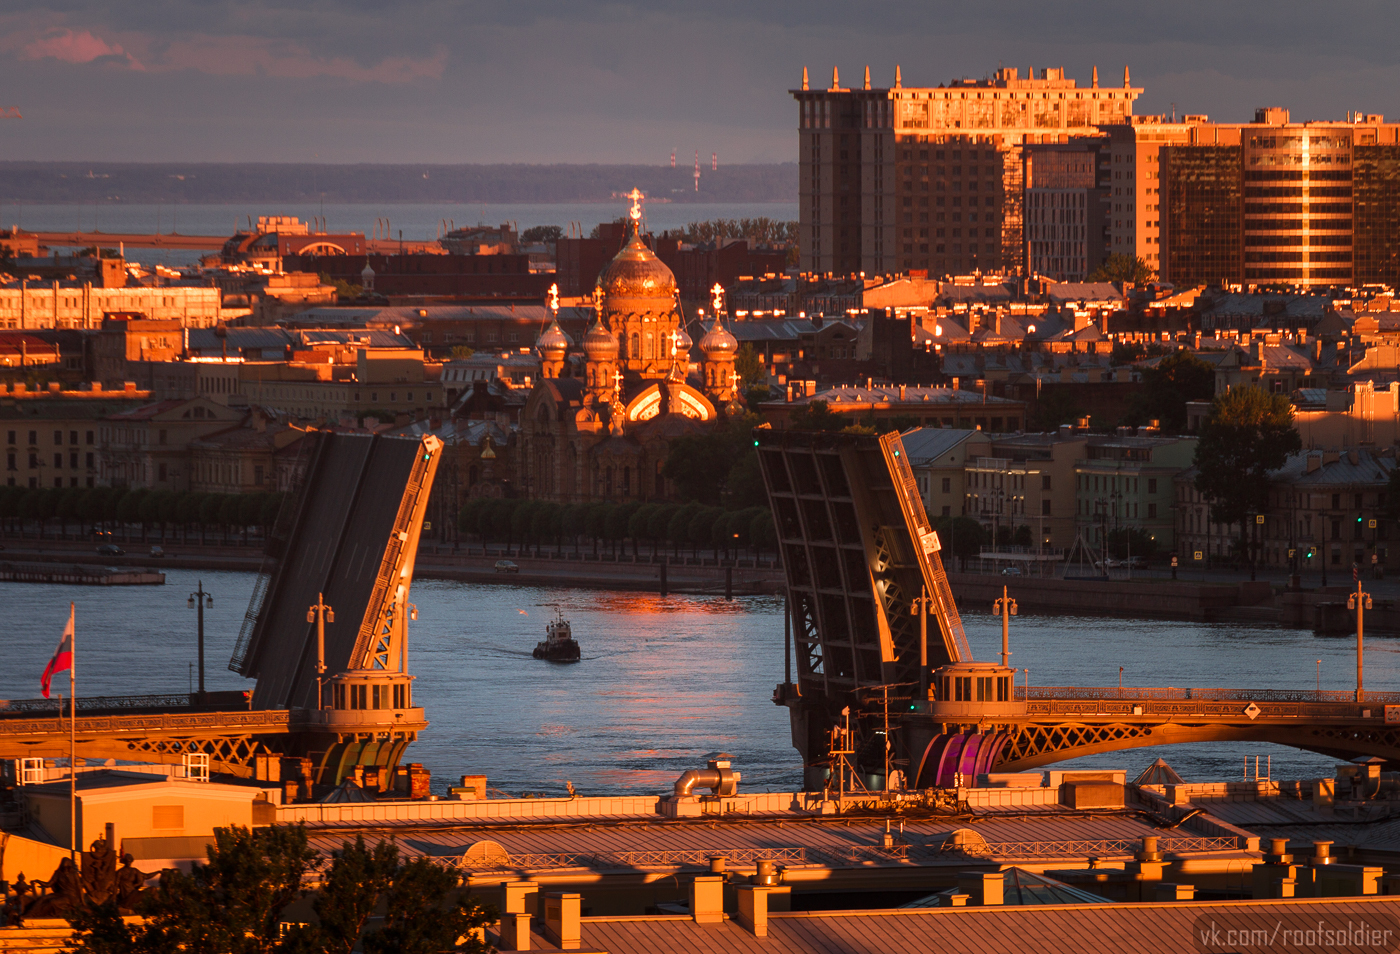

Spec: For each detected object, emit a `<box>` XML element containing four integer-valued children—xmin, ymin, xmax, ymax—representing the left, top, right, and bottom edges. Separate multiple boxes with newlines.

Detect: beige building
<box><xmin>974</xmin><ymin>432</ymin><xmax>1088</xmax><ymax>551</ymax></box>
<box><xmin>1295</xmin><ymin>381</ymin><xmax>1400</xmax><ymax>448</ymax></box>
<box><xmin>1077</xmin><ymin>434</ymin><xmax>1197</xmax><ymax>551</ymax></box>
<box><xmin>100</xmin><ymin>396</ymin><xmax>244</xmax><ymax>490</ymax></box>
<box><xmin>240</xmin><ymin>349</ymin><xmax>444</xmax><ymax>423</ymax></box>
<box><xmin>188</xmin><ymin>412</ymin><xmax>310</xmax><ymax>494</ymax></box>
<box><xmin>1</xmin><ymin>385</ymin><xmax>151</xmax><ymax>489</ymax></box>
<box><xmin>903</xmin><ymin>428</ymin><xmax>991</xmax><ymax>519</ymax></box>
<box><xmin>0</xmin><ymin>283</ymin><xmax>222</xmax><ymax>330</ymax></box>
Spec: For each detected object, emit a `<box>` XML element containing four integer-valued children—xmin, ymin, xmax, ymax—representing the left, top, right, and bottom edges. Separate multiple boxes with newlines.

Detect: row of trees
<box><xmin>458</xmin><ymin>496</ymin><xmax>776</xmax><ymax>559</ymax></box>
<box><xmin>75</xmin><ymin>824</ymin><xmax>493</xmax><ymax>954</ymax></box>
<box><xmin>0</xmin><ymin>485</ymin><xmax>284</xmax><ymax>543</ymax></box>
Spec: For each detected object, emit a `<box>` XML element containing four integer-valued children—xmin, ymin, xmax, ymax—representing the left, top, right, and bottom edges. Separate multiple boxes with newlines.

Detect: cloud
<box><xmin>22</xmin><ymin>29</ymin><xmax>143</xmax><ymax>69</ymax></box>
<box><xmin>146</xmin><ymin>35</ymin><xmax>447</xmax><ymax>83</ymax></box>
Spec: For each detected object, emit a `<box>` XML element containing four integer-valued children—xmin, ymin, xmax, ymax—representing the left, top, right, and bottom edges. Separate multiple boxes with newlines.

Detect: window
<box><xmin>1042</xmin><ymin>500</ymin><xmax>1051</xmax><ymax>516</ymax></box>
<box><xmin>52</xmin><ymin>430</ymin><xmax>61</xmax><ymax>445</ymax></box>
<box><xmin>85</xmin><ymin>452</ymin><xmax>93</xmax><ymax>468</ymax></box>
<box><xmin>350</xmin><ymin>684</ymin><xmax>367</xmax><ymax>709</ymax></box>
<box><xmin>392</xmin><ymin>683</ymin><xmax>407</xmax><ymax>708</ymax></box>
<box><xmin>372</xmin><ymin>684</ymin><xmax>386</xmax><ymax>709</ymax></box>
<box><xmin>28</xmin><ymin>431</ymin><xmax>36</xmax><ymax>445</ymax></box>
<box><xmin>69</xmin><ymin>452</ymin><xmax>77</xmax><ymax>469</ymax></box>
<box><xmin>53</xmin><ymin>453</ymin><xmax>61</xmax><ymax>469</ymax></box>
<box><xmin>158</xmin><ymin>429</ymin><xmax>167</xmax><ymax>445</ymax></box>
<box><xmin>5</xmin><ymin>431</ymin><xmax>12</xmax><ymax>445</ymax></box>
<box><xmin>333</xmin><ymin>684</ymin><xmax>346</xmax><ymax>709</ymax></box>
<box><xmin>1148</xmin><ymin>478</ymin><xmax>1158</xmax><ymax>493</ymax></box>
<box><xmin>1042</xmin><ymin>474</ymin><xmax>1051</xmax><ymax>491</ymax></box>
<box><xmin>1148</xmin><ymin>503</ymin><xmax>1157</xmax><ymax>518</ymax></box>
<box><xmin>254</xmin><ymin>465</ymin><xmax>264</xmax><ymax>485</ymax></box>
<box><xmin>941</xmin><ymin>477</ymin><xmax>951</xmax><ymax>493</ymax></box>
<box><xmin>68</xmin><ymin>431</ymin><xmax>77</xmax><ymax>445</ymax></box>
<box><xmin>158</xmin><ymin>463</ymin><xmax>167</xmax><ymax>482</ymax></box>
<box><xmin>5</xmin><ymin>453</ymin><xmax>12</xmax><ymax>471</ymax></box>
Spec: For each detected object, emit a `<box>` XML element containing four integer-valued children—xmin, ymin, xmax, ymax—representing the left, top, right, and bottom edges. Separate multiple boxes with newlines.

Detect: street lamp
<box><xmin>187</xmin><ymin>581</ymin><xmax>213</xmax><ymax>697</ymax></box>
<box><xmin>307</xmin><ymin>594</ymin><xmax>335</xmax><ymax>709</ymax></box>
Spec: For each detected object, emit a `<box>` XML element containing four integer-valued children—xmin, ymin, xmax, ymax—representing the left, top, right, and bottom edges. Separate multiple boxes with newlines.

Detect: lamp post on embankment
<box><xmin>187</xmin><ymin>581</ymin><xmax>213</xmax><ymax>699</ymax></box>
<box><xmin>1349</xmin><ymin>576</ymin><xmax>1372</xmax><ymax>702</ymax></box>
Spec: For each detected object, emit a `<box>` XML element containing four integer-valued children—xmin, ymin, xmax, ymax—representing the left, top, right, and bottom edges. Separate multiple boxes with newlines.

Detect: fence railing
<box><xmin>944</xmin><ymin>836</ymin><xmax>1239</xmax><ymax>857</ymax></box>
<box><xmin>0</xmin><ymin>691</ymin><xmax>244</xmax><ymax>717</ymax></box>
<box><xmin>445</xmin><ymin>835</ymin><xmax>1237</xmax><ymax>871</ymax></box>
<box><xmin>1017</xmin><ymin>686</ymin><xmax>1400</xmax><ymax>705</ymax></box>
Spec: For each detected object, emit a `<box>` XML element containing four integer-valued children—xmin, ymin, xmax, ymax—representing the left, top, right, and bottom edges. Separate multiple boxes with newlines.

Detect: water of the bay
<box><xmin>5</xmin><ymin>202</ymin><xmax>799</xmax><ymax>269</ymax></box>
<box><xmin>2</xmin><ymin>569</ymin><xmax>1392</xmax><ymax>795</ymax></box>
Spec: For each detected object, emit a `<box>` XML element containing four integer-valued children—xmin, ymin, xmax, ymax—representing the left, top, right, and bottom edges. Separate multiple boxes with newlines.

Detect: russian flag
<box><xmin>41</xmin><ymin>604</ymin><xmax>73</xmax><ymax>700</ymax></box>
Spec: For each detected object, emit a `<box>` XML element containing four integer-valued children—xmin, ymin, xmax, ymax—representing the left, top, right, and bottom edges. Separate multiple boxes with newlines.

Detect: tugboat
<box><xmin>533</xmin><ymin>609</ymin><xmax>581</xmax><ymax>662</ymax></box>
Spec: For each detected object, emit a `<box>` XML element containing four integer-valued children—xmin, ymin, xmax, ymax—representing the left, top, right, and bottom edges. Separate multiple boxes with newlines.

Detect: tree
<box><xmin>449</xmin><ymin>345</ymin><xmax>475</xmax><ymax>359</ymax></box>
<box><xmin>521</xmin><ymin>225</ymin><xmax>563</xmax><ymax>243</ymax></box>
<box><xmin>1123</xmin><ymin>351</ymin><xmax>1215</xmax><ymax>433</ymax></box>
<box><xmin>787</xmin><ymin>400</ymin><xmax>845</xmax><ymax>432</ymax></box>
<box><xmin>661</xmin><ymin>415</ymin><xmax>763</xmax><ymax>506</ymax></box>
<box><xmin>734</xmin><ymin>343</ymin><xmax>765</xmax><ymax>392</ymax></box>
<box><xmin>933</xmin><ymin>515</ymin><xmax>985</xmax><ymax>570</ymax></box>
<box><xmin>1193</xmin><ymin>386</ymin><xmax>1301</xmax><ymax>562</ymax></box>
<box><xmin>1086</xmin><ymin>253</ymin><xmax>1154</xmax><ymax>286</ymax></box>
<box><xmin>72</xmin><ymin>829</ymin><xmax>496</xmax><ymax>954</ymax></box>
<box><xmin>139</xmin><ymin>824</ymin><xmax>318</xmax><ymax>954</ymax></box>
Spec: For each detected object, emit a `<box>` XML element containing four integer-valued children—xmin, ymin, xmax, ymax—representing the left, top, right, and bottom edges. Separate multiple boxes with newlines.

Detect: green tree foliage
<box><xmin>681</xmin><ymin>218</ymin><xmax>798</xmax><ymax>247</ymax></box>
<box><xmin>933</xmin><ymin>515</ymin><xmax>986</xmax><ymax>569</ymax></box>
<box><xmin>661</xmin><ymin>414</ymin><xmax>762</xmax><ymax>506</ymax></box>
<box><xmin>787</xmin><ymin>400</ymin><xmax>845</xmax><ymax>432</ymax></box>
<box><xmin>1027</xmin><ymin>389</ymin><xmax>1087</xmax><ymax>432</ymax></box>
<box><xmin>734</xmin><ymin>343</ymin><xmax>766</xmax><ymax>391</ymax></box>
<box><xmin>1107</xmin><ymin>526</ymin><xmax>1159</xmax><ymax>559</ymax></box>
<box><xmin>115</xmin><ymin>489</ymin><xmax>148</xmax><ymax>525</ymax></box>
<box><xmin>1193</xmin><ymin>386</ymin><xmax>1301</xmax><ymax>558</ymax></box>
<box><xmin>72</xmin><ymin>828</ymin><xmax>496</xmax><ymax>954</ymax></box>
<box><xmin>724</xmin><ymin>452</ymin><xmax>768</xmax><ymax>510</ymax></box>
<box><xmin>319</xmin><ymin>272</ymin><xmax>363</xmax><ymax>300</ymax></box>
<box><xmin>1122</xmin><ymin>351</ymin><xmax>1216</xmax><ymax>433</ymax></box>
<box><xmin>521</xmin><ymin>225</ymin><xmax>563</xmax><ymax>243</ymax></box>
<box><xmin>750</xmin><ymin>509</ymin><xmax>777</xmax><ymax>552</ymax></box>
<box><xmin>448</xmin><ymin>345</ymin><xmax>475</xmax><ymax>359</ymax></box>
<box><xmin>1086</xmin><ymin>253</ymin><xmax>1155</xmax><ymax>286</ymax></box>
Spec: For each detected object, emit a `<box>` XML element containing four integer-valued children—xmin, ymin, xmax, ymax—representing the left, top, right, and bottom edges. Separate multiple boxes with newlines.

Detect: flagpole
<box><xmin>69</xmin><ymin>601</ymin><xmax>76</xmax><ymax>867</ymax></box>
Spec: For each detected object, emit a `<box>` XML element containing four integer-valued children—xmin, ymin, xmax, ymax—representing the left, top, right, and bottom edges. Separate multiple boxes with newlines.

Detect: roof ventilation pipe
<box><xmin>673</xmin><ymin>755</ymin><xmax>741</xmax><ymax>797</ymax></box>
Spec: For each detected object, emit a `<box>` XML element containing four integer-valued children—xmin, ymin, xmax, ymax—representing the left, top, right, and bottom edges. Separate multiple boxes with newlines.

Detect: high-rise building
<box><xmin>1022</xmin><ymin>140</ymin><xmax>1110</xmax><ymax>281</ymax></box>
<box><xmin>1158</xmin><ymin>110</ymin><xmax>1400</xmax><ymax>288</ymax></box>
<box><xmin>793</xmin><ymin>65</ymin><xmax>1142</xmax><ymax>279</ymax></box>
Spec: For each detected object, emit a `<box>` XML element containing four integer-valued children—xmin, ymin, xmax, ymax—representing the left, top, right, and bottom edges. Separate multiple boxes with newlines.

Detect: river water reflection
<box><xmin>3</xmin><ymin>569</ymin><xmax>1395</xmax><ymax>794</ymax></box>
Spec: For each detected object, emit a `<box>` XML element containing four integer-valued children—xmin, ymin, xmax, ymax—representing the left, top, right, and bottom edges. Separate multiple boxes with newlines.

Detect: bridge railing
<box><xmin>1017</xmin><ymin>686</ymin><xmax>1400</xmax><ymax>705</ymax></box>
<box><xmin>944</xmin><ymin>836</ymin><xmax>1240</xmax><ymax>857</ymax></box>
<box><xmin>0</xmin><ymin>691</ymin><xmax>248</xmax><ymax>718</ymax></box>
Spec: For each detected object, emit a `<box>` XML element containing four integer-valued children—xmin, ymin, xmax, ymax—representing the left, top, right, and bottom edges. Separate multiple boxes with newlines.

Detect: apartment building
<box><xmin>1</xmin><ymin>388</ymin><xmax>150</xmax><ymax>488</ymax></box>
<box><xmin>0</xmin><ymin>284</ymin><xmax>222</xmax><ymax>331</ymax></box>
<box><xmin>967</xmin><ymin>432</ymin><xmax>1088</xmax><ymax>550</ymax></box>
<box><xmin>1023</xmin><ymin>140</ymin><xmax>1110</xmax><ymax>281</ymax></box>
<box><xmin>903</xmin><ymin>427</ymin><xmax>991</xmax><ymax>519</ymax></box>
<box><xmin>100</xmin><ymin>397</ymin><xmax>244</xmax><ymax>490</ymax></box>
<box><xmin>1075</xmin><ymin>433</ymin><xmax>1196</xmax><ymax>550</ymax></box>
<box><xmin>793</xmin><ymin>64</ymin><xmax>1142</xmax><ymax>278</ymax></box>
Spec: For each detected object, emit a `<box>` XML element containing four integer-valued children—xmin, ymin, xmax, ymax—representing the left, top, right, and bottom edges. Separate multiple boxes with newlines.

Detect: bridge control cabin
<box><xmin>927</xmin><ymin>663</ymin><xmax>1025</xmax><ymax>722</ymax></box>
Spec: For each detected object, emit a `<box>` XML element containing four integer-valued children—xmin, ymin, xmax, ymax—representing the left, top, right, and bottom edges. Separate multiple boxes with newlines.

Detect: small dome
<box><xmin>582</xmin><ymin>320</ymin><xmax>618</xmax><ymax>357</ymax></box>
<box><xmin>596</xmin><ymin>220</ymin><xmax>677</xmax><ymax>302</ymax></box>
<box><xmin>360</xmin><ymin>262</ymin><xmax>375</xmax><ymax>281</ymax></box>
<box><xmin>536</xmin><ymin>318</ymin><xmax>572</xmax><ymax>354</ymax></box>
<box><xmin>669</xmin><ymin>327</ymin><xmax>693</xmax><ymax>356</ymax></box>
<box><xmin>699</xmin><ymin>319</ymin><xmax>738</xmax><ymax>357</ymax></box>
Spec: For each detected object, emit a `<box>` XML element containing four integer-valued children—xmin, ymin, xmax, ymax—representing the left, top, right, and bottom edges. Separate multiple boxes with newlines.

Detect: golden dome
<box><xmin>597</xmin><ymin>220</ymin><xmax>677</xmax><ymax>302</ymax></box>
<box><xmin>699</xmin><ymin>319</ymin><xmax>738</xmax><ymax>356</ymax></box>
<box><xmin>582</xmin><ymin>319</ymin><xmax>619</xmax><ymax>357</ymax></box>
<box><xmin>536</xmin><ymin>318</ymin><xmax>572</xmax><ymax>354</ymax></box>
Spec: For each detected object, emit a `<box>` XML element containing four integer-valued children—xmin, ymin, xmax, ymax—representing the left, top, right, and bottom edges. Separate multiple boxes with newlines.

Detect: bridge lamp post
<box><xmin>1348</xmin><ymin>580</ymin><xmax>1372</xmax><ymax>703</ymax></box>
<box><xmin>992</xmin><ymin>587</ymin><xmax>1016</xmax><ymax>669</ymax></box>
<box><xmin>910</xmin><ymin>587</ymin><xmax>934</xmax><ymax>703</ymax></box>
<box><xmin>187</xmin><ymin>581</ymin><xmax>213</xmax><ymax>697</ymax></box>
<box><xmin>307</xmin><ymin>594</ymin><xmax>335</xmax><ymax>710</ymax></box>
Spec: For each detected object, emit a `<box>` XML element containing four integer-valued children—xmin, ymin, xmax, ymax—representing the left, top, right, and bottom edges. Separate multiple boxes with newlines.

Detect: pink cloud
<box><xmin>22</xmin><ymin>29</ymin><xmax>143</xmax><ymax>69</ymax></box>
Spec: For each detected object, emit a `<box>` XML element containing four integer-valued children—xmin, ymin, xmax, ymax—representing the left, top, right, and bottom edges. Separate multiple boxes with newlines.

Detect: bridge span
<box><xmin>19</xmin><ymin>229</ymin><xmax>441</xmax><ymax>255</ymax></box>
<box><xmin>757</xmin><ymin>429</ymin><xmax>1400</xmax><ymax>792</ymax></box>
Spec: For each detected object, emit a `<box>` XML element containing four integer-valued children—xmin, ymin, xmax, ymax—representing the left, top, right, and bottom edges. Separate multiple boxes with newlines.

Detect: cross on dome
<box><xmin>626</xmin><ymin>188</ymin><xmax>645</xmax><ymax>222</ymax></box>
<box><xmin>710</xmin><ymin>283</ymin><xmax>725</xmax><ymax>316</ymax></box>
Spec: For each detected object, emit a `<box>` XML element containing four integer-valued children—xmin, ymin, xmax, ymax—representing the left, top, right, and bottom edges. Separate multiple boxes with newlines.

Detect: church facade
<box><xmin>519</xmin><ymin>196</ymin><xmax>741</xmax><ymax>503</ymax></box>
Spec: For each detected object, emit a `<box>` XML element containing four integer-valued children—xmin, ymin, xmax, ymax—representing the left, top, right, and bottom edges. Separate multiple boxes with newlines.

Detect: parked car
<box><xmin>1000</xmin><ymin>566</ymin><xmax>1023</xmax><ymax>577</ymax></box>
<box><xmin>149</xmin><ymin>546</ymin><xmax>166</xmax><ymax>558</ymax></box>
<box><xmin>494</xmin><ymin>559</ymin><xmax>520</xmax><ymax>574</ymax></box>
<box><xmin>96</xmin><ymin>544</ymin><xmax>125</xmax><ymax>557</ymax></box>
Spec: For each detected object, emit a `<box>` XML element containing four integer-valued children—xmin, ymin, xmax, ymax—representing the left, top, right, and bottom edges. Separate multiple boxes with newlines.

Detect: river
<box><xmin>5</xmin><ymin>202</ymin><xmax>799</xmax><ymax>269</ymax></box>
<box><xmin>2</xmin><ymin>568</ymin><xmax>1392</xmax><ymax>795</ymax></box>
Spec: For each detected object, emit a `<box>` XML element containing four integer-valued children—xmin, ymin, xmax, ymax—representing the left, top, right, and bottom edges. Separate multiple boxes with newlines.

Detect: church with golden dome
<box><xmin>519</xmin><ymin>191</ymin><xmax>742</xmax><ymax>502</ymax></box>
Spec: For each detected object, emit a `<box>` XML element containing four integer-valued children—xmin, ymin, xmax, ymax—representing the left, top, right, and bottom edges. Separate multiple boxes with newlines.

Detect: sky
<box><xmin>2</xmin><ymin>1</ymin><xmax>1399</xmax><ymax>165</ymax></box>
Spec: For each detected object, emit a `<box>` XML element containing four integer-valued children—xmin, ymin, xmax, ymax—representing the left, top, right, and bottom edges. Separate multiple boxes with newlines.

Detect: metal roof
<box><xmin>900</xmin><ymin>428</ymin><xmax>985</xmax><ymax>464</ymax></box>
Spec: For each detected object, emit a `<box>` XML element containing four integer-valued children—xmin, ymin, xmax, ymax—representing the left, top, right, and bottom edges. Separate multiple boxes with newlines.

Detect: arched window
<box><xmin>644</xmin><ymin>333</ymin><xmax>654</xmax><ymax>360</ymax></box>
<box><xmin>630</xmin><ymin>333</ymin><xmax>640</xmax><ymax>357</ymax></box>
<box><xmin>623</xmin><ymin>467</ymin><xmax>631</xmax><ymax>496</ymax></box>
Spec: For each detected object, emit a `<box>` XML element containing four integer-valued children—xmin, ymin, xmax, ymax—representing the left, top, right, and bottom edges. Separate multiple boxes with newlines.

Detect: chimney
<box><xmin>736</xmin><ymin>885</ymin><xmax>777</xmax><ymax>937</ymax></box>
<box><xmin>690</xmin><ymin>876</ymin><xmax>724</xmax><ymax>924</ymax></box>
<box><xmin>899</xmin><ymin>384</ymin><xmax>907</xmax><ymax>401</ymax></box>
<box><xmin>956</xmin><ymin>871</ymin><xmax>1004</xmax><ymax>906</ymax></box>
<box><xmin>1306</xmin><ymin>453</ymin><xmax>1322</xmax><ymax>473</ymax></box>
<box><xmin>541</xmin><ymin>892</ymin><xmax>581</xmax><ymax>950</ymax></box>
